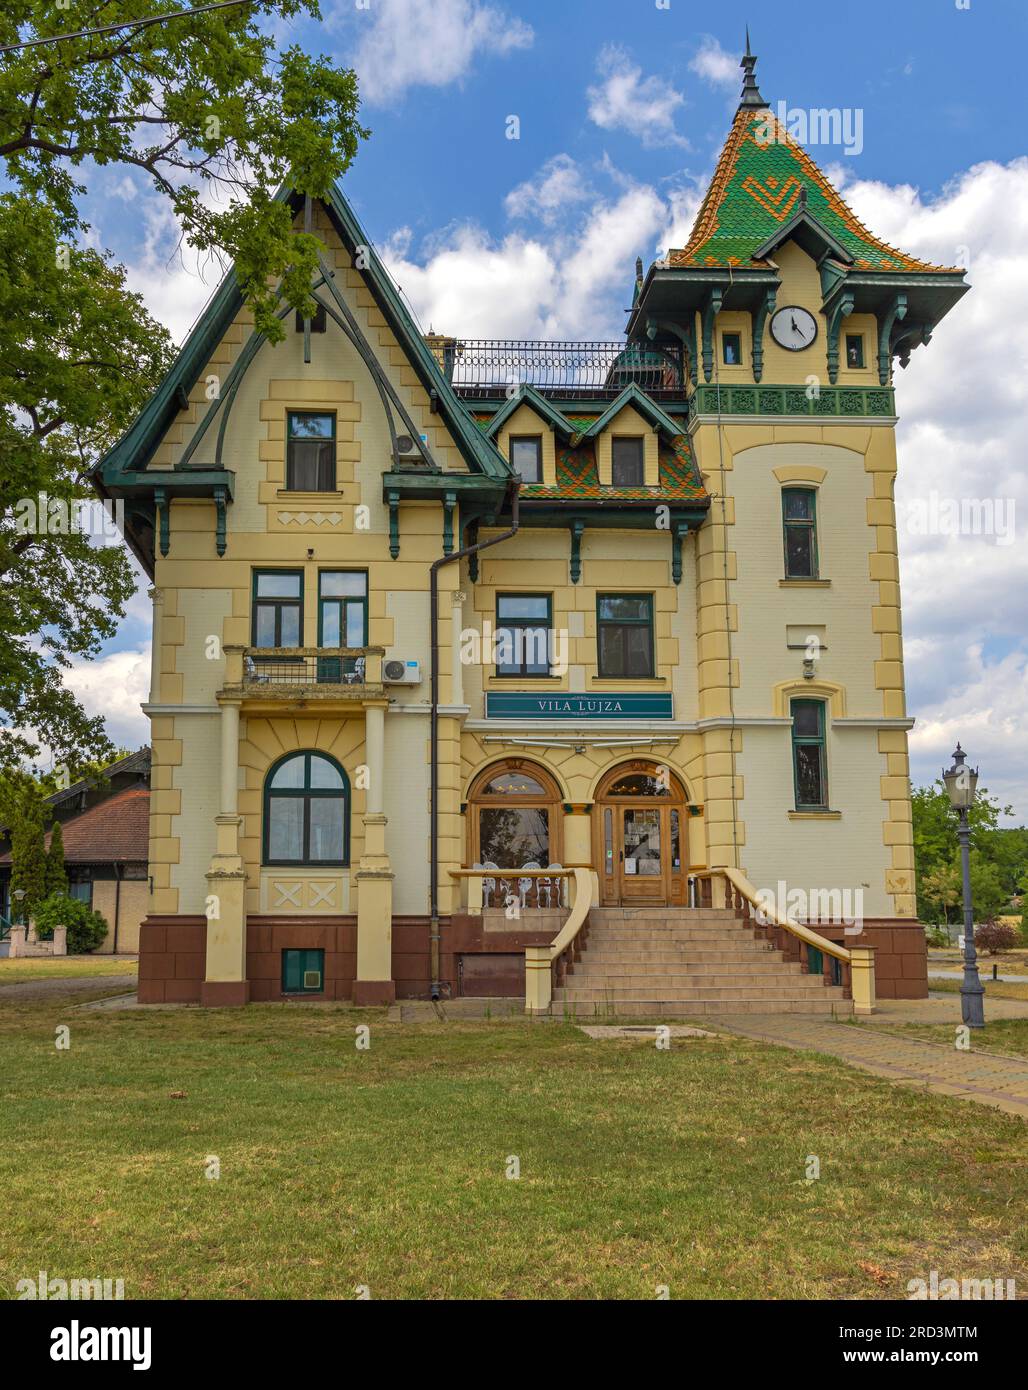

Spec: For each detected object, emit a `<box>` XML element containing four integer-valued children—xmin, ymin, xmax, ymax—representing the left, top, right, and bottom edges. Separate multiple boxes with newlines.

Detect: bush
<box><xmin>924</xmin><ymin>925</ymin><xmax>951</xmax><ymax>949</ymax></box>
<box><xmin>33</xmin><ymin>893</ymin><xmax>108</xmax><ymax>954</ymax></box>
<box><xmin>973</xmin><ymin>919</ymin><xmax>1019</xmax><ymax>956</ymax></box>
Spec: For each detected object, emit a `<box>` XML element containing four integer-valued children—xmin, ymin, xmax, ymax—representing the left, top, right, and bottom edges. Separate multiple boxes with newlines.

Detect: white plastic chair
<box><xmin>540</xmin><ymin>862</ymin><xmax>564</xmax><ymax>909</ymax></box>
<box><xmin>519</xmin><ymin>861</ymin><xmax>541</xmax><ymax>910</ymax></box>
<box><xmin>481</xmin><ymin>861</ymin><xmax>498</xmax><ymax>909</ymax></box>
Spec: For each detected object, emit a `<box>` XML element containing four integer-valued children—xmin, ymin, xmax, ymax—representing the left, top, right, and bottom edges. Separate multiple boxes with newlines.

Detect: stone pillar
<box><xmin>148</xmin><ymin>587</ymin><xmax>164</xmax><ymax>704</ymax></box>
<box><xmin>849</xmin><ymin>945</ymin><xmax>877</xmax><ymax>1016</ymax></box>
<box><xmin>53</xmin><ymin>926</ymin><xmax>68</xmax><ymax>957</ymax></box>
<box><xmin>561</xmin><ymin>804</ymin><xmax>599</xmax><ymax>906</ymax></box>
<box><xmin>202</xmin><ymin>699</ymin><xmax>249</xmax><ymax>1006</ymax></box>
<box><xmin>9</xmin><ymin>925</ymin><xmax>26</xmax><ymax>958</ymax></box>
<box><xmin>450</xmin><ymin>592</ymin><xmax>465</xmax><ymax>706</ymax></box>
<box><xmin>524</xmin><ymin>946</ymin><xmax>552</xmax><ymax>1014</ymax></box>
<box><xmin>354</xmin><ymin>703</ymin><xmax>395</xmax><ymax>1005</ymax></box>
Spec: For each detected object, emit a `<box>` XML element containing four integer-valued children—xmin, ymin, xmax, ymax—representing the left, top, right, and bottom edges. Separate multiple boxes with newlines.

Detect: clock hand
<box><xmin>791</xmin><ymin>315</ymin><xmax>799</xmax><ymax>333</ymax></box>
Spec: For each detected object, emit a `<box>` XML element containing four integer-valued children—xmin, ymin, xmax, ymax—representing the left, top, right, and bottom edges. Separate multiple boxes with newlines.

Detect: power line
<box><xmin>0</xmin><ymin>0</ymin><xmax>259</xmax><ymax>56</ymax></box>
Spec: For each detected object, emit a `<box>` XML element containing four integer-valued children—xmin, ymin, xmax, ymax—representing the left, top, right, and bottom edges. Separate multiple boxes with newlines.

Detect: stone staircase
<box><xmin>551</xmin><ymin>906</ymin><xmax>852</xmax><ymax>1018</ymax></box>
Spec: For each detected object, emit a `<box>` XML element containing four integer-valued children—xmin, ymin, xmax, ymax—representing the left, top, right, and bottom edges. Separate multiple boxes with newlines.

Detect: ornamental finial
<box><xmin>739</xmin><ymin>29</ymin><xmax>768</xmax><ymax>110</ymax></box>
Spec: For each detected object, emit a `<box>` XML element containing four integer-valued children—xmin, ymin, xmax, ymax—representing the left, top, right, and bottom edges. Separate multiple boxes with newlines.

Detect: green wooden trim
<box><xmin>262</xmin><ymin>751</ymin><xmax>350</xmax><ymax>867</ymax></box>
<box><xmin>671</xmin><ymin>520</ymin><xmax>689</xmax><ymax>585</ymax></box>
<box><xmin>751</xmin><ymin>288</ymin><xmax>777</xmax><ymax>384</ymax></box>
<box><xmin>467</xmin><ymin>517</ymin><xmax>480</xmax><ymax>582</ymax></box>
<box><xmin>569</xmin><ymin>517</ymin><xmax>584</xmax><ymax>583</ymax></box>
<box><xmin>790</xmin><ymin>697</ymin><xmax>829</xmax><ymax>811</ymax></box>
<box><xmin>442</xmin><ymin>490</ymin><xmax>457</xmax><ymax>556</ymax></box>
<box><xmin>485</xmin><ymin>384</ymin><xmax>576</xmax><ymax>440</ymax></box>
<box><xmin>574</xmin><ymin>383</ymin><xmax>682</xmax><ymax>443</ymax></box>
<box><xmin>700</xmin><ymin>288</ymin><xmax>724</xmax><ymax>383</ymax></box>
<box><xmin>251</xmin><ymin>568</ymin><xmax>304</xmax><ymax>647</ymax></box>
<box><xmin>782</xmin><ymin>486</ymin><xmax>819</xmax><ymax>580</ymax></box>
<box><xmin>214</xmin><ymin>485</ymin><xmax>227</xmax><ymax>557</ymax></box>
<box><xmin>154</xmin><ymin>487</ymin><xmax>169</xmax><ymax>557</ymax></box>
<box><xmin>387</xmin><ymin>489</ymin><xmax>400</xmax><ymax>560</ymax></box>
<box><xmin>688</xmin><ymin>383</ymin><xmax>895</xmax><ymax>419</ymax></box>
<box><xmin>596</xmin><ymin>592</ymin><xmax>655</xmax><ymax>680</ymax></box>
<box><xmin>878</xmin><ymin>292</ymin><xmax>909</xmax><ymax>386</ymax></box>
<box><xmin>825</xmin><ymin>290</ymin><xmax>855</xmax><ymax>385</ymax></box>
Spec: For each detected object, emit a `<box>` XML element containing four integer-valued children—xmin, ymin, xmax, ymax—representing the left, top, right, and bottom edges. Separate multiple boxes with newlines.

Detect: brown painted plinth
<box><xmin>200</xmin><ymin>980</ymin><xmax>251</xmax><ymax>1007</ymax></box>
<box><xmin>352</xmin><ymin>979</ymin><xmax>396</xmax><ymax>1006</ymax></box>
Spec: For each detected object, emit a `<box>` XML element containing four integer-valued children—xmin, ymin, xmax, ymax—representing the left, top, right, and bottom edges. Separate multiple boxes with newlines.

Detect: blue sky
<box><xmin>63</xmin><ymin>0</ymin><xmax>1028</xmax><ymax>820</ymax></box>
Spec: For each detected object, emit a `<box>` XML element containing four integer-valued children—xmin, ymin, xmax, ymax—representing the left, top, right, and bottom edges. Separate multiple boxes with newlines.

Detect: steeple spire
<box><xmin>738</xmin><ymin>28</ymin><xmax>768</xmax><ymax>110</ymax></box>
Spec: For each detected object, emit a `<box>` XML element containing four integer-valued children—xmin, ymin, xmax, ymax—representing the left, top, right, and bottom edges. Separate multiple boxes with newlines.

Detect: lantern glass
<box><xmin>943</xmin><ymin>764</ymin><xmax>978</xmax><ymax>810</ymax></box>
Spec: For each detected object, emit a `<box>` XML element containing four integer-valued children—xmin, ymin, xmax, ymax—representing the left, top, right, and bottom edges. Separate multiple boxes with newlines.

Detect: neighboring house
<box><xmin>0</xmin><ymin>750</ymin><xmax>151</xmax><ymax>954</ymax></box>
<box><xmin>93</xmin><ymin>47</ymin><xmax>965</xmax><ymax>1007</ymax></box>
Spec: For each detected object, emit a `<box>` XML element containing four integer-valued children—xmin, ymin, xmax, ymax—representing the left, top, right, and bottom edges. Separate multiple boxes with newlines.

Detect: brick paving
<box><xmin>715</xmin><ymin>1005</ymin><xmax>1028</xmax><ymax>1119</ymax></box>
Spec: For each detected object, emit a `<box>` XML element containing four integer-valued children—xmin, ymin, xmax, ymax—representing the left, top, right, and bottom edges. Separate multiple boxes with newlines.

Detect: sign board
<box><xmin>485</xmin><ymin>692</ymin><xmax>673</xmax><ymax>720</ymax></box>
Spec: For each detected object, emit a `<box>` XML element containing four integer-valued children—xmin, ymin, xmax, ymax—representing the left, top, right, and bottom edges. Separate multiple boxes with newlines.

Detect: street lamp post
<box><xmin>942</xmin><ymin>744</ymin><xmax>984</xmax><ymax>1029</ymax></box>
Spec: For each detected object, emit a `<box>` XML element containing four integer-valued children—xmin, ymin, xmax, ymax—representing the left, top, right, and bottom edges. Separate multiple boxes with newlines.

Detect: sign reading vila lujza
<box><xmin>485</xmin><ymin>692</ymin><xmax>674</xmax><ymax>720</ymax></box>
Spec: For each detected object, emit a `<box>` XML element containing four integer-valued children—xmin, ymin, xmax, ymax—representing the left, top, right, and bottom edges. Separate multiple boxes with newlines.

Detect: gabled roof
<box><xmin>95</xmin><ymin>185</ymin><xmax>512</xmax><ymax>484</ymax></box>
<box><xmin>672</xmin><ymin>105</ymin><xmax>960</xmax><ymax>275</ymax></box>
<box><xmin>0</xmin><ymin>786</ymin><xmax>149</xmax><ymax>866</ymax></box>
<box><xmin>574</xmin><ymin>384</ymin><xmax>682</xmax><ymax>443</ymax></box>
<box><xmin>485</xmin><ymin>384</ymin><xmax>576</xmax><ymax>440</ymax></box>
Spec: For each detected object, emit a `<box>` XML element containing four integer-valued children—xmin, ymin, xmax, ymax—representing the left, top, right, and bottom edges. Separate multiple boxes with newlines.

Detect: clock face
<box><xmin>770</xmin><ymin>305</ymin><xmax>818</xmax><ymax>351</ymax></box>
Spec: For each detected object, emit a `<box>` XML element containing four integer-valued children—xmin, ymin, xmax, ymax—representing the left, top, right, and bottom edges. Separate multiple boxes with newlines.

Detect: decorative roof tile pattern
<box><xmin>0</xmin><ymin>787</ymin><xmax>151</xmax><ymax>866</ymax></box>
<box><xmin>672</xmin><ymin>108</ymin><xmax>959</xmax><ymax>274</ymax></box>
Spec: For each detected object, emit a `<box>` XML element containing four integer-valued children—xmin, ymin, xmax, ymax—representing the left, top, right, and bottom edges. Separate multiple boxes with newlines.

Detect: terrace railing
<box><xmin>443</xmin><ymin>339</ymin><xmax>685</xmax><ymax>400</ymax></box>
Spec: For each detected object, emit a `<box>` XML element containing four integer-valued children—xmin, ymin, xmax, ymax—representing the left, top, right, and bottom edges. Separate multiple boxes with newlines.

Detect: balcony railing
<box><xmin>442</xmin><ymin>339</ymin><xmax>685</xmax><ymax>400</ymax></box>
<box><xmin>221</xmin><ymin>646</ymin><xmax>384</xmax><ymax>698</ymax></box>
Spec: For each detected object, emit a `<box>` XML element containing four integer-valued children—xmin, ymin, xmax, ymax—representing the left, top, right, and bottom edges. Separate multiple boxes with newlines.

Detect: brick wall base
<box><xmin>136</xmin><ymin>913</ymin><xmax>929</xmax><ymax>1005</ymax></box>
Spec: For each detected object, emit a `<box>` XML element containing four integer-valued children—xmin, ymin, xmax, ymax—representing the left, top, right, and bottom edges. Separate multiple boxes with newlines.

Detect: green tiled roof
<box><xmin>673</xmin><ymin>107</ymin><xmax>959</xmax><ymax>274</ymax></box>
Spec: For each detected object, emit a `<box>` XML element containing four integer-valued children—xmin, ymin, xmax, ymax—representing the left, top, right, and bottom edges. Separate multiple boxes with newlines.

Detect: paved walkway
<box><xmin>715</xmin><ymin>1006</ymin><xmax>1028</xmax><ymax>1119</ymax></box>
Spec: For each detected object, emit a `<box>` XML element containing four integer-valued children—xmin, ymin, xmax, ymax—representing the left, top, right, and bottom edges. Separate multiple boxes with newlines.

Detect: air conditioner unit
<box><xmin>383</xmin><ymin>658</ymin><xmax>421</xmax><ymax>685</ymax></box>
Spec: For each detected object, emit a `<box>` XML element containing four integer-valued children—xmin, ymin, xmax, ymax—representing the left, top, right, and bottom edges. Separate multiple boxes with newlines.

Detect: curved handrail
<box><xmin>696</xmin><ymin>866</ymin><xmax>851</xmax><ymax>963</ymax></box>
<box><xmin>546</xmin><ymin>867</ymin><xmax>593</xmax><ymax>962</ymax></box>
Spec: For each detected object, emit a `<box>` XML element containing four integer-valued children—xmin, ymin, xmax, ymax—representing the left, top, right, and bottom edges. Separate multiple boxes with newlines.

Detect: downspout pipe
<box><xmin>429</xmin><ymin>482</ymin><xmax>520</xmax><ymax>999</ymax></box>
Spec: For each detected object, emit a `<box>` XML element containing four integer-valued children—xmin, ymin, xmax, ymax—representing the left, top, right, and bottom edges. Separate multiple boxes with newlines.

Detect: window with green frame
<box><xmin>252</xmin><ymin>570</ymin><xmax>303</xmax><ymax>648</ymax></box>
<box><xmin>791</xmin><ymin>698</ymin><xmax>828</xmax><ymax>809</ymax></box>
<box><xmin>722</xmin><ymin>331</ymin><xmax>742</xmax><ymax>366</ymax></box>
<box><xmin>263</xmin><ymin>751</ymin><xmax>349</xmax><ymax>865</ymax></box>
<box><xmin>286</xmin><ymin>411</ymin><xmax>336</xmax><ymax>492</ymax></box>
<box><xmin>282</xmin><ymin>948</ymin><xmax>325</xmax><ymax>994</ymax></box>
<box><xmin>782</xmin><ymin>487</ymin><xmax>819</xmax><ymax>579</ymax></box>
<box><xmin>845</xmin><ymin>333</ymin><xmax>865</xmax><ymax>369</ymax></box>
<box><xmin>495</xmin><ymin>594</ymin><xmax>551</xmax><ymax>676</ymax></box>
<box><xmin>317</xmin><ymin>571</ymin><xmax>368</xmax><ymax>681</ymax></box>
<box><xmin>597</xmin><ymin>594</ymin><xmax>654</xmax><ymax>678</ymax></box>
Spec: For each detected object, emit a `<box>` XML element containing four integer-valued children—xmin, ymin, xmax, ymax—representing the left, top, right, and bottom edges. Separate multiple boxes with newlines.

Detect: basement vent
<box><xmin>303</xmin><ymin>969</ymin><xmax>322</xmax><ymax>990</ymax></box>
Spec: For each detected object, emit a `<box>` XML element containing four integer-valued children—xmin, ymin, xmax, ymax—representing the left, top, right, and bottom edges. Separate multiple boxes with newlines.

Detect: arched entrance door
<box><xmin>593</xmin><ymin>762</ymin><xmax>689</xmax><ymax>906</ymax></box>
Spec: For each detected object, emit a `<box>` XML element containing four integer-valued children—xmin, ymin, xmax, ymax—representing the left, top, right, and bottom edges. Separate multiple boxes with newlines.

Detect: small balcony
<box><xmin>220</xmin><ymin>646</ymin><xmax>385</xmax><ymax>708</ymax></box>
<box><xmin>440</xmin><ymin>339</ymin><xmax>686</xmax><ymax>402</ymax></box>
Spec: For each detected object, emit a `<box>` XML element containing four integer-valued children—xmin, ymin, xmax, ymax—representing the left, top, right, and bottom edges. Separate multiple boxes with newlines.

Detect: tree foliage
<box><xmin>0</xmin><ymin>1</ymin><xmax>368</xmax><ymax>339</ymax></box>
<box><xmin>44</xmin><ymin>817</ymin><xmax>67</xmax><ymax>898</ymax></box>
<box><xmin>912</xmin><ymin>779</ymin><xmax>1027</xmax><ymax>924</ymax></box>
<box><xmin>0</xmin><ymin>773</ymin><xmax>49</xmax><ymax>918</ymax></box>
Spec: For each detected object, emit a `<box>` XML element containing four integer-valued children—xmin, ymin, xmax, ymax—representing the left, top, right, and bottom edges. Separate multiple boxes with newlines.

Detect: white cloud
<box><xmin>831</xmin><ymin>158</ymin><xmax>1028</xmax><ymax>820</ymax></box>
<box><xmin>345</xmin><ymin>0</ymin><xmax>533</xmax><ymax>105</ymax></box>
<box><xmin>62</xmin><ymin>645</ymin><xmax>152</xmax><ymax>756</ymax></box>
<box><xmin>505</xmin><ymin>155</ymin><xmax>592</xmax><ymax>225</ymax></box>
<box><xmin>689</xmin><ymin>37</ymin><xmax>738</xmax><ymax>90</ymax></box>
<box><xmin>587</xmin><ymin>45</ymin><xmax>688</xmax><ymax>149</ymax></box>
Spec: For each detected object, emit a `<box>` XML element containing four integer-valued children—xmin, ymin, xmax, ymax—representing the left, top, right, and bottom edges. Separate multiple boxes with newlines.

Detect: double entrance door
<box><xmin>594</xmin><ymin>786</ymin><xmax>689</xmax><ymax>906</ymax></box>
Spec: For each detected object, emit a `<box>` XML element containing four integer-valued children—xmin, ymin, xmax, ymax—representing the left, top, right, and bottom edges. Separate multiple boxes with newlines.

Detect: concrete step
<box><xmin>569</xmin><ymin>965</ymin><xmax>806</xmax><ymax>984</ymax></box>
<box><xmin>550</xmin><ymin>998</ymin><xmax>852</xmax><ymax>1018</ymax></box>
<box><xmin>558</xmin><ymin>982</ymin><xmax>842</xmax><ymax>1002</ymax></box>
<box><xmin>582</xmin><ymin>948</ymin><xmax>784</xmax><ymax>964</ymax></box>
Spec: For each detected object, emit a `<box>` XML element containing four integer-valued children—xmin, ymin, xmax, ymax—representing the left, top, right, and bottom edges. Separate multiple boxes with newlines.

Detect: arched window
<box><xmin>263</xmin><ymin>752</ymin><xmax>349</xmax><ymax>865</ymax></box>
<box><xmin>467</xmin><ymin>760</ymin><xmax>562</xmax><ymax>868</ymax></box>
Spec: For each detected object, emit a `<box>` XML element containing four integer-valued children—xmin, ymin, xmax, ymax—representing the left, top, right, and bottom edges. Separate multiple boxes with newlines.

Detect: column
<box><xmin>354</xmin><ymin>702</ymin><xmax>395</xmax><ymax>1004</ymax></box>
<box><xmin>147</xmin><ymin>587</ymin><xmax>163</xmax><ymax>704</ymax></box>
<box><xmin>202</xmin><ymin>698</ymin><xmax>249</xmax><ymax>1006</ymax></box>
<box><xmin>450</xmin><ymin>592</ymin><xmax>465</xmax><ymax>707</ymax></box>
<box><xmin>561</xmin><ymin>805</ymin><xmax>599</xmax><ymax>906</ymax></box>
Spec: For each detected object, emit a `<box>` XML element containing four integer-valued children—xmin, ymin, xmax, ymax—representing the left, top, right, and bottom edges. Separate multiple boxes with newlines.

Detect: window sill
<box><xmin>276</xmin><ymin>489</ymin><xmax>342</xmax><ymax>500</ymax></box>
<box><xmin>788</xmin><ymin>810</ymin><xmax>841</xmax><ymax>820</ymax></box>
<box><xmin>589</xmin><ymin>677</ymin><xmax>664</xmax><ymax>687</ymax></box>
<box><xmin>779</xmin><ymin>578</ymin><xmax>831</xmax><ymax>588</ymax></box>
<box><xmin>486</xmin><ymin>675</ymin><xmax>563</xmax><ymax>686</ymax></box>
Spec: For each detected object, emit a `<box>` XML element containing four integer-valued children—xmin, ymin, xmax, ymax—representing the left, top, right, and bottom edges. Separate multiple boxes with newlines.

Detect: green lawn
<box><xmin>1</xmin><ymin>994</ymin><xmax>1026</xmax><ymax>1300</ymax></box>
<box><xmin>868</xmin><ymin>1017</ymin><xmax>1028</xmax><ymax>1060</ymax></box>
<box><xmin>0</xmin><ymin>957</ymin><xmax>137</xmax><ymax>984</ymax></box>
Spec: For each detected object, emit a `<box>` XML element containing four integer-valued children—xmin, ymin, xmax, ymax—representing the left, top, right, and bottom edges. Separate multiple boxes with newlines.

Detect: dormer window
<box><xmin>510</xmin><ymin>435</ymin><xmax>542</xmax><ymax>484</ymax></box>
<box><xmin>722</xmin><ymin>332</ymin><xmax>742</xmax><ymax>366</ymax></box>
<box><xmin>611</xmin><ymin>436</ymin><xmax>644</xmax><ymax>487</ymax></box>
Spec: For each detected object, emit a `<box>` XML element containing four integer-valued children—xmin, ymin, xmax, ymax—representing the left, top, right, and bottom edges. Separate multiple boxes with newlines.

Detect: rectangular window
<box><xmin>281</xmin><ymin>948</ymin><xmax>325</xmax><ymax>995</ymax></box>
<box><xmin>791</xmin><ymin>698</ymin><xmax>828</xmax><ymax>809</ymax></box>
<box><xmin>252</xmin><ymin>570</ymin><xmax>303</xmax><ymax>648</ymax></box>
<box><xmin>722</xmin><ymin>332</ymin><xmax>742</xmax><ymax>366</ymax></box>
<box><xmin>286</xmin><ymin>411</ymin><xmax>335</xmax><ymax>492</ymax></box>
<box><xmin>611</xmin><ymin>436</ymin><xmax>644</xmax><ymax>487</ymax></box>
<box><xmin>318</xmin><ymin>571</ymin><xmax>368</xmax><ymax>682</ymax></box>
<box><xmin>509</xmin><ymin>435</ymin><xmax>542</xmax><ymax>484</ymax></box>
<box><xmin>845</xmin><ymin>334</ymin><xmax>865</xmax><ymax>369</ymax></box>
<box><xmin>495</xmin><ymin>594</ymin><xmax>551</xmax><ymax>677</ymax></box>
<box><xmin>68</xmin><ymin>877</ymin><xmax>92</xmax><ymax>907</ymax></box>
<box><xmin>478</xmin><ymin>808</ymin><xmax>549</xmax><ymax>867</ymax></box>
<box><xmin>597</xmin><ymin>594</ymin><xmax>654</xmax><ymax>678</ymax></box>
<box><xmin>294</xmin><ymin>303</ymin><xmax>327</xmax><ymax>334</ymax></box>
<box><xmin>782</xmin><ymin>488</ymin><xmax>818</xmax><ymax>579</ymax></box>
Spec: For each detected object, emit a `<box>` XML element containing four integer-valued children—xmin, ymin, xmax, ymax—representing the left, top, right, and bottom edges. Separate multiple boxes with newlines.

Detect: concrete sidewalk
<box><xmin>715</xmin><ymin>1003</ymin><xmax>1028</xmax><ymax>1119</ymax></box>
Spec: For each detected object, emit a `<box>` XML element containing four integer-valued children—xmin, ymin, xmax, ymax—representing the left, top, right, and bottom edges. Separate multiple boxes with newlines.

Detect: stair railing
<box><xmin>694</xmin><ymin>867</ymin><xmax>876</xmax><ymax>1015</ymax></box>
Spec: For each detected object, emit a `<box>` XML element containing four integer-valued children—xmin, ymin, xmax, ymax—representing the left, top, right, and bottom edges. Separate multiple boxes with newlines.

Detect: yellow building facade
<box><xmin>96</xmin><ymin>50</ymin><xmax>966</xmax><ymax>1007</ymax></box>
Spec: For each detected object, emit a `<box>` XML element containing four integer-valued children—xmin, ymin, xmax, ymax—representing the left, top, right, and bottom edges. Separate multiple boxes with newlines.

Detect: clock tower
<box><xmin>626</xmin><ymin>36</ymin><xmax>968</xmax><ymax>946</ymax></box>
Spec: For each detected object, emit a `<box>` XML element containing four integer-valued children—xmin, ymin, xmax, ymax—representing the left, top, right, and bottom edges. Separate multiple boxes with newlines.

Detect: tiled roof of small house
<box><xmin>672</xmin><ymin>105</ymin><xmax>960</xmax><ymax>274</ymax></box>
<box><xmin>472</xmin><ymin>414</ymin><xmax>706</xmax><ymax>503</ymax></box>
<box><xmin>0</xmin><ymin>786</ymin><xmax>150</xmax><ymax>866</ymax></box>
